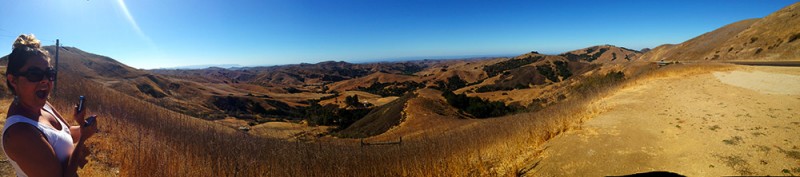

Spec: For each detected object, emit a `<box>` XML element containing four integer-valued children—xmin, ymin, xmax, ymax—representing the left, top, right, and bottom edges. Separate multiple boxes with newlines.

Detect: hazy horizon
<box><xmin>1</xmin><ymin>0</ymin><xmax>796</xmax><ymax>69</ymax></box>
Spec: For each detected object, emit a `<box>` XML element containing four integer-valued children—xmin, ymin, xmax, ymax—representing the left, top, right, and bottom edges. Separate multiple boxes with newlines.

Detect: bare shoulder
<box><xmin>2</xmin><ymin>123</ymin><xmax>63</xmax><ymax>176</ymax></box>
<box><xmin>2</xmin><ymin>123</ymin><xmax>52</xmax><ymax>159</ymax></box>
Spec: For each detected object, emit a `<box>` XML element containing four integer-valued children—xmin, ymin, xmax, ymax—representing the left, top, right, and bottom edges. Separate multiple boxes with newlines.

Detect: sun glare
<box><xmin>116</xmin><ymin>0</ymin><xmax>149</xmax><ymax>42</ymax></box>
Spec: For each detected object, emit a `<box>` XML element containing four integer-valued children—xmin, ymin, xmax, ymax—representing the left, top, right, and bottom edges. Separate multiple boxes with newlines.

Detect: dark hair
<box><xmin>6</xmin><ymin>34</ymin><xmax>51</xmax><ymax>95</ymax></box>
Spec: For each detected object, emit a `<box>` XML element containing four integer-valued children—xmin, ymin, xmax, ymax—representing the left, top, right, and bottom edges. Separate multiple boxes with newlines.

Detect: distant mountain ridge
<box><xmin>154</xmin><ymin>64</ymin><xmax>243</xmax><ymax>70</ymax></box>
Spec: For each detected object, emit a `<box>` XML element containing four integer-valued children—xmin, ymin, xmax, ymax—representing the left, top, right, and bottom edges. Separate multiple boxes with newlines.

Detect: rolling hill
<box><xmin>641</xmin><ymin>2</ymin><xmax>800</xmax><ymax>61</ymax></box>
<box><xmin>560</xmin><ymin>45</ymin><xmax>643</xmax><ymax>63</ymax></box>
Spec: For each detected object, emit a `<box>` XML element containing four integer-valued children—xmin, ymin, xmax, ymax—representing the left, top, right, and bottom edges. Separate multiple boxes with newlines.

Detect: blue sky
<box><xmin>0</xmin><ymin>0</ymin><xmax>796</xmax><ymax>69</ymax></box>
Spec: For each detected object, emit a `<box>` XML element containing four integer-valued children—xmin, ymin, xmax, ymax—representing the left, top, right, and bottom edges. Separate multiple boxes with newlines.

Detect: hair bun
<box><xmin>12</xmin><ymin>34</ymin><xmax>41</xmax><ymax>49</ymax></box>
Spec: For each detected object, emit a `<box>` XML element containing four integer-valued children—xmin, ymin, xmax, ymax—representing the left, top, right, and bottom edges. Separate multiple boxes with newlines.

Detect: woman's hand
<box><xmin>73</xmin><ymin>104</ymin><xmax>98</xmax><ymax>142</ymax></box>
<box><xmin>73</xmin><ymin>103</ymin><xmax>86</xmax><ymax>123</ymax></box>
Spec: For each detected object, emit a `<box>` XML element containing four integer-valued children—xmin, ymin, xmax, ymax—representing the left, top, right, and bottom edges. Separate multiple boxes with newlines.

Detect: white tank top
<box><xmin>2</xmin><ymin>104</ymin><xmax>74</xmax><ymax>177</ymax></box>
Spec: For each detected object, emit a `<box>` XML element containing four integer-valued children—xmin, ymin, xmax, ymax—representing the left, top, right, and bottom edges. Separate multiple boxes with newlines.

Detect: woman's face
<box><xmin>9</xmin><ymin>56</ymin><xmax>53</xmax><ymax>109</ymax></box>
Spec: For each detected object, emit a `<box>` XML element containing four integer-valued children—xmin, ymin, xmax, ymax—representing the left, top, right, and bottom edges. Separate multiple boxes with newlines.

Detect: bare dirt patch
<box><xmin>713</xmin><ymin>70</ymin><xmax>800</xmax><ymax>95</ymax></box>
<box><xmin>527</xmin><ymin>66</ymin><xmax>800</xmax><ymax>176</ymax></box>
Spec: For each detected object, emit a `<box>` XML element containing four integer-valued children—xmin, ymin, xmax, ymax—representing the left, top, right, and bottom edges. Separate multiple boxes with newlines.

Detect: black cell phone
<box><xmin>84</xmin><ymin>115</ymin><xmax>97</xmax><ymax>127</ymax></box>
<box><xmin>77</xmin><ymin>96</ymin><xmax>85</xmax><ymax>113</ymax></box>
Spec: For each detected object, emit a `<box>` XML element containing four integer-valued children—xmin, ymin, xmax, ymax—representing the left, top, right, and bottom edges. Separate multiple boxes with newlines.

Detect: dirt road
<box><xmin>526</xmin><ymin>66</ymin><xmax>800</xmax><ymax>176</ymax></box>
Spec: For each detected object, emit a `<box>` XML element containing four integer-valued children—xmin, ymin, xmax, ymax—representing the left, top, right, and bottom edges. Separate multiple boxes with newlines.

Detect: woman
<box><xmin>2</xmin><ymin>34</ymin><xmax>99</xmax><ymax>177</ymax></box>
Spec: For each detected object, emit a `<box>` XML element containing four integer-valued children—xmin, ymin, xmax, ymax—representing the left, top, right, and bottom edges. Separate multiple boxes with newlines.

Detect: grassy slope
<box><xmin>337</xmin><ymin>93</ymin><xmax>415</xmax><ymax>138</ymax></box>
<box><xmin>640</xmin><ymin>2</ymin><xmax>800</xmax><ymax>62</ymax></box>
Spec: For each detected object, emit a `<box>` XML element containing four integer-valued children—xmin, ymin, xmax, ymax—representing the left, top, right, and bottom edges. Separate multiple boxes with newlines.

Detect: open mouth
<box><xmin>35</xmin><ymin>90</ymin><xmax>49</xmax><ymax>99</ymax></box>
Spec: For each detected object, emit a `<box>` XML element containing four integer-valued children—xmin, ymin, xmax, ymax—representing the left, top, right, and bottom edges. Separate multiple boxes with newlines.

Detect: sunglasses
<box><xmin>16</xmin><ymin>67</ymin><xmax>57</xmax><ymax>82</ymax></box>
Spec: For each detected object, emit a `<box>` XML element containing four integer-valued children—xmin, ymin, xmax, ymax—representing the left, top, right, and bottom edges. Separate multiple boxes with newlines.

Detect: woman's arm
<box><xmin>68</xmin><ymin>126</ymin><xmax>89</xmax><ymax>169</ymax></box>
<box><xmin>3</xmin><ymin>124</ymin><xmax>67</xmax><ymax>177</ymax></box>
<box><xmin>64</xmin><ymin>125</ymin><xmax>96</xmax><ymax>176</ymax></box>
<box><xmin>62</xmin><ymin>134</ymin><xmax>87</xmax><ymax>177</ymax></box>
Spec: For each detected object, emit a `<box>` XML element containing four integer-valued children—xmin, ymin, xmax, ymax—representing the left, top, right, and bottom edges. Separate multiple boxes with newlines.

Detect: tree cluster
<box><xmin>441</xmin><ymin>91</ymin><xmax>519</xmax><ymax>118</ymax></box>
<box><xmin>483</xmin><ymin>55</ymin><xmax>544</xmax><ymax>77</ymax></box>
<box><xmin>560</xmin><ymin>48</ymin><xmax>609</xmax><ymax>62</ymax></box>
<box><xmin>536</xmin><ymin>61</ymin><xmax>572</xmax><ymax>82</ymax></box>
<box><xmin>303</xmin><ymin>101</ymin><xmax>371</xmax><ymax>130</ymax></box>
<box><xmin>434</xmin><ymin>75</ymin><xmax>468</xmax><ymax>92</ymax></box>
<box><xmin>474</xmin><ymin>84</ymin><xmax>525</xmax><ymax>93</ymax></box>
<box><xmin>357</xmin><ymin>81</ymin><xmax>425</xmax><ymax>97</ymax></box>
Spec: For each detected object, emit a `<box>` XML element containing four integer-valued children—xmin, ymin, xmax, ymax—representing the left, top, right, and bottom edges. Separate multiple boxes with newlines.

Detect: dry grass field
<box><xmin>0</xmin><ymin>3</ymin><xmax>796</xmax><ymax>176</ymax></box>
<box><xmin>0</xmin><ymin>59</ymin><xmax>661</xmax><ymax>176</ymax></box>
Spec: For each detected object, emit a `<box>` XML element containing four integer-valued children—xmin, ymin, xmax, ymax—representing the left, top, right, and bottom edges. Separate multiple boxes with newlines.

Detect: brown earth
<box><xmin>525</xmin><ymin>65</ymin><xmax>800</xmax><ymax>176</ymax></box>
<box><xmin>248</xmin><ymin>121</ymin><xmax>333</xmax><ymax>141</ymax></box>
<box><xmin>641</xmin><ymin>2</ymin><xmax>800</xmax><ymax>62</ymax></box>
<box><xmin>367</xmin><ymin>88</ymin><xmax>474</xmax><ymax>141</ymax></box>
<box><xmin>318</xmin><ymin>90</ymin><xmax>398</xmax><ymax>108</ymax></box>
<box><xmin>640</xmin><ymin>19</ymin><xmax>759</xmax><ymax>62</ymax></box>
<box><xmin>561</xmin><ymin>45</ymin><xmax>643</xmax><ymax>63</ymax></box>
<box><xmin>325</xmin><ymin>72</ymin><xmax>420</xmax><ymax>92</ymax></box>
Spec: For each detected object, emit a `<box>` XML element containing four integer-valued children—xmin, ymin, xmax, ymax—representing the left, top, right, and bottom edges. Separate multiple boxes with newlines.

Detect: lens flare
<box><xmin>116</xmin><ymin>0</ymin><xmax>152</xmax><ymax>43</ymax></box>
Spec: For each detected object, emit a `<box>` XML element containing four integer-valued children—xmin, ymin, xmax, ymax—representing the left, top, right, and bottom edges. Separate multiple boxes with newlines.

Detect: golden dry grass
<box><xmin>0</xmin><ymin>61</ymin><xmax>738</xmax><ymax>176</ymax></box>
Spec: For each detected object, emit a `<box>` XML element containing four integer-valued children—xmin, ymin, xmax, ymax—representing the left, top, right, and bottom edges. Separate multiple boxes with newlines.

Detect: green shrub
<box><xmin>303</xmin><ymin>101</ymin><xmax>372</xmax><ymax>129</ymax></box>
<box><xmin>560</xmin><ymin>48</ymin><xmax>608</xmax><ymax>62</ymax></box>
<box><xmin>344</xmin><ymin>95</ymin><xmax>363</xmax><ymax>108</ymax></box>
<box><xmin>474</xmin><ymin>85</ymin><xmax>515</xmax><ymax>93</ymax></box>
<box><xmin>483</xmin><ymin>56</ymin><xmax>543</xmax><ymax>77</ymax></box>
<box><xmin>434</xmin><ymin>75</ymin><xmax>467</xmax><ymax>92</ymax></box>
<box><xmin>441</xmin><ymin>91</ymin><xmax>519</xmax><ymax>118</ymax></box>
<box><xmin>358</xmin><ymin>81</ymin><xmax>425</xmax><ymax>97</ymax></box>
<box><xmin>789</xmin><ymin>32</ymin><xmax>800</xmax><ymax>43</ymax></box>
<box><xmin>536</xmin><ymin>61</ymin><xmax>572</xmax><ymax>82</ymax></box>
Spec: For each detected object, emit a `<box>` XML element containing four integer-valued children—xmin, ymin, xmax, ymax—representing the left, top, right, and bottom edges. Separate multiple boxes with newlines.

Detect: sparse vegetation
<box><xmin>284</xmin><ymin>87</ymin><xmax>303</xmax><ymax>93</ymax></box>
<box><xmin>537</xmin><ymin>61</ymin><xmax>572</xmax><ymax>82</ymax></box>
<box><xmin>300</xmin><ymin>99</ymin><xmax>372</xmax><ymax>129</ymax></box>
<box><xmin>321</xmin><ymin>74</ymin><xmax>346</xmax><ymax>82</ymax></box>
<box><xmin>789</xmin><ymin>32</ymin><xmax>800</xmax><ymax>43</ymax></box>
<box><xmin>483</xmin><ymin>55</ymin><xmax>543</xmax><ymax>77</ymax></box>
<box><xmin>212</xmin><ymin>95</ymin><xmax>269</xmax><ymax>117</ymax></box>
<box><xmin>776</xmin><ymin>147</ymin><xmax>800</xmax><ymax>160</ymax></box>
<box><xmin>434</xmin><ymin>75</ymin><xmax>467</xmax><ymax>92</ymax></box>
<box><xmin>136</xmin><ymin>84</ymin><xmax>167</xmax><ymax>98</ymax></box>
<box><xmin>560</xmin><ymin>47</ymin><xmax>608</xmax><ymax>62</ymax></box>
<box><xmin>716</xmin><ymin>154</ymin><xmax>754</xmax><ymax>175</ymax></box>
<box><xmin>570</xmin><ymin>70</ymin><xmax>625</xmax><ymax>96</ymax></box>
<box><xmin>441</xmin><ymin>91</ymin><xmax>519</xmax><ymax>118</ymax></box>
<box><xmin>344</xmin><ymin>95</ymin><xmax>364</xmax><ymax>108</ymax></box>
<box><xmin>337</xmin><ymin>93</ymin><xmax>415</xmax><ymax>138</ymax></box>
<box><xmin>709</xmin><ymin>125</ymin><xmax>721</xmax><ymax>131</ymax></box>
<box><xmin>723</xmin><ymin>136</ymin><xmax>744</xmax><ymax>145</ymax></box>
<box><xmin>357</xmin><ymin>81</ymin><xmax>425</xmax><ymax>97</ymax></box>
<box><xmin>474</xmin><ymin>84</ymin><xmax>520</xmax><ymax>93</ymax></box>
<box><xmin>400</xmin><ymin>63</ymin><xmax>426</xmax><ymax>75</ymax></box>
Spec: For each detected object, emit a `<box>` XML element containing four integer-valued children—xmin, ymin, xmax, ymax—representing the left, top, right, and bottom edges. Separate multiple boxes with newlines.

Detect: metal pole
<box><xmin>54</xmin><ymin>39</ymin><xmax>59</xmax><ymax>96</ymax></box>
